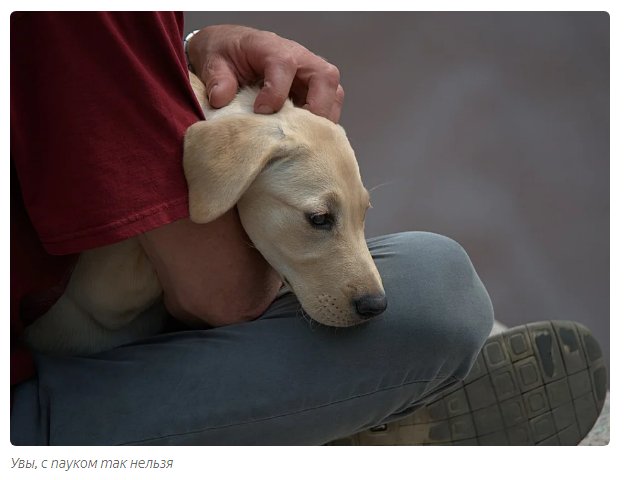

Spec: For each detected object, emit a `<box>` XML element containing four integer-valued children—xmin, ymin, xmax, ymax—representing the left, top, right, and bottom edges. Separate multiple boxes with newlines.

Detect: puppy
<box><xmin>22</xmin><ymin>73</ymin><xmax>386</xmax><ymax>356</ymax></box>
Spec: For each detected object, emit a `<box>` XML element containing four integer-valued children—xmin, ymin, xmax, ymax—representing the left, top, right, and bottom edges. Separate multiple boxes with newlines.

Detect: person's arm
<box><xmin>12</xmin><ymin>14</ymin><xmax>291</xmax><ymax>330</ymax></box>
<box><xmin>138</xmin><ymin>24</ymin><xmax>346</xmax><ymax>327</ymax></box>
<box><xmin>139</xmin><ymin>210</ymin><xmax>282</xmax><ymax>327</ymax></box>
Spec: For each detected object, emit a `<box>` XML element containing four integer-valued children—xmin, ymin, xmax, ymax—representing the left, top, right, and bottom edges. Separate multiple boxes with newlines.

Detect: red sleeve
<box><xmin>10</xmin><ymin>12</ymin><xmax>205</xmax><ymax>396</ymax></box>
<box><xmin>10</xmin><ymin>12</ymin><xmax>204</xmax><ymax>255</ymax></box>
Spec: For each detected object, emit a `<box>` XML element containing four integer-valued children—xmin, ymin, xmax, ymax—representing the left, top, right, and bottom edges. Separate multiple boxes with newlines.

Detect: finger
<box><xmin>288</xmin><ymin>76</ymin><xmax>309</xmax><ymax>108</ymax></box>
<box><xmin>253</xmin><ymin>54</ymin><xmax>298</xmax><ymax>114</ymax></box>
<box><xmin>202</xmin><ymin>56</ymin><xmax>240</xmax><ymax>109</ymax></box>
<box><xmin>328</xmin><ymin>84</ymin><xmax>345</xmax><ymax>124</ymax></box>
<box><xmin>302</xmin><ymin>63</ymin><xmax>340</xmax><ymax>119</ymax></box>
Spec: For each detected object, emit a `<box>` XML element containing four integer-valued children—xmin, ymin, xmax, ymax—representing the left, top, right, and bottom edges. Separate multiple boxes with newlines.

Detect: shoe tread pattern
<box><xmin>329</xmin><ymin>321</ymin><xmax>607</xmax><ymax>446</ymax></box>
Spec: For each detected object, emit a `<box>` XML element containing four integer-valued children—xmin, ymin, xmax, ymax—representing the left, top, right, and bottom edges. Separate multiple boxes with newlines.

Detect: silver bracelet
<box><xmin>184</xmin><ymin>29</ymin><xmax>201</xmax><ymax>73</ymax></box>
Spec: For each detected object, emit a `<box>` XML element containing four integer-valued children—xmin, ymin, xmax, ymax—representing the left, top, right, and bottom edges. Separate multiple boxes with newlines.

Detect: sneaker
<box><xmin>328</xmin><ymin>321</ymin><xmax>607</xmax><ymax>445</ymax></box>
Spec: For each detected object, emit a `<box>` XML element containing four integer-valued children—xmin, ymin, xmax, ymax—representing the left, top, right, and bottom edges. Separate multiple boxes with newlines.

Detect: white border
<box><xmin>5</xmin><ymin>3</ymin><xmax>616</xmax><ymax>478</ymax></box>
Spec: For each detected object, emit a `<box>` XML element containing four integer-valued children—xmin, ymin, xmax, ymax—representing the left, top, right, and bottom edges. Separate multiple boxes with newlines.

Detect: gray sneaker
<box><xmin>328</xmin><ymin>321</ymin><xmax>607</xmax><ymax>445</ymax></box>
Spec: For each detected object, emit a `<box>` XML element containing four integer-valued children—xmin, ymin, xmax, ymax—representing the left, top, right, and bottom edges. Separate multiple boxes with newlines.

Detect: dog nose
<box><xmin>353</xmin><ymin>294</ymin><xmax>388</xmax><ymax>319</ymax></box>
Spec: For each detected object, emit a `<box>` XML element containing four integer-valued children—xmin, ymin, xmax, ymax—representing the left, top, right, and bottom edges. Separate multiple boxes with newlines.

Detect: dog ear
<box><xmin>183</xmin><ymin>115</ymin><xmax>287</xmax><ymax>224</ymax></box>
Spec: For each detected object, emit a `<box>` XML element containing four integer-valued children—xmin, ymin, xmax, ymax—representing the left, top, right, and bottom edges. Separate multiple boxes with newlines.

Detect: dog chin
<box><xmin>305</xmin><ymin>313</ymin><xmax>370</xmax><ymax>329</ymax></box>
<box><xmin>298</xmin><ymin>300</ymin><xmax>369</xmax><ymax>328</ymax></box>
<box><xmin>282</xmin><ymin>278</ymin><xmax>370</xmax><ymax>328</ymax></box>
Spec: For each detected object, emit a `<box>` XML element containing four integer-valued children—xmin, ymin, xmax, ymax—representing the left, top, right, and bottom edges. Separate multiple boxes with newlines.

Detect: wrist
<box><xmin>183</xmin><ymin>29</ymin><xmax>201</xmax><ymax>73</ymax></box>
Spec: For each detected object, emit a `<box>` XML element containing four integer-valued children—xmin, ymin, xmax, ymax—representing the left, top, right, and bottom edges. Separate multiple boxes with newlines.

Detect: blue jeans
<box><xmin>11</xmin><ymin>232</ymin><xmax>494</xmax><ymax>445</ymax></box>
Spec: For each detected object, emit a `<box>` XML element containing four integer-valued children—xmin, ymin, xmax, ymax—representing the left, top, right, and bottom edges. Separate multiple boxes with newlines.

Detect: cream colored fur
<box><xmin>23</xmin><ymin>237</ymin><xmax>166</xmax><ymax>356</ymax></box>
<box><xmin>23</xmin><ymin>72</ymin><xmax>384</xmax><ymax>356</ymax></box>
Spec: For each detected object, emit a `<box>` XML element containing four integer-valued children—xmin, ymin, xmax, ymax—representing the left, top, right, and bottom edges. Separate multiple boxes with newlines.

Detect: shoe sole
<box><xmin>329</xmin><ymin>321</ymin><xmax>607</xmax><ymax>445</ymax></box>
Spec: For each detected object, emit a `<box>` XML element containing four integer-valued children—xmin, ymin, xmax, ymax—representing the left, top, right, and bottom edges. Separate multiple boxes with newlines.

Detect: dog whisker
<box><xmin>367</xmin><ymin>179</ymin><xmax>400</xmax><ymax>193</ymax></box>
<box><xmin>298</xmin><ymin>306</ymin><xmax>315</xmax><ymax>330</ymax></box>
<box><xmin>302</xmin><ymin>303</ymin><xmax>344</xmax><ymax>333</ymax></box>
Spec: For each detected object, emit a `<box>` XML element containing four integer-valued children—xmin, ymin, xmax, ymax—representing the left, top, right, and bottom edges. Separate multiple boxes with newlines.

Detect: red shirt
<box><xmin>10</xmin><ymin>12</ymin><xmax>203</xmax><ymax>390</ymax></box>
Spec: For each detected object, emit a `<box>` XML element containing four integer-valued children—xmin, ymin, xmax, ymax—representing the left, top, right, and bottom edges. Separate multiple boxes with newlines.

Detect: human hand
<box><xmin>187</xmin><ymin>25</ymin><xmax>344</xmax><ymax>123</ymax></box>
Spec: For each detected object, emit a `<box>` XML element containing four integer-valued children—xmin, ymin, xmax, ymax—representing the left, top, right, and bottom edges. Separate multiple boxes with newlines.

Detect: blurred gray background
<box><xmin>185</xmin><ymin>12</ymin><xmax>610</xmax><ymax>369</ymax></box>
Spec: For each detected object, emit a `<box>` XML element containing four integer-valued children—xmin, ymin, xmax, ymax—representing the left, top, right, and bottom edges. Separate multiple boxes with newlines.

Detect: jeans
<box><xmin>11</xmin><ymin>231</ymin><xmax>494</xmax><ymax>445</ymax></box>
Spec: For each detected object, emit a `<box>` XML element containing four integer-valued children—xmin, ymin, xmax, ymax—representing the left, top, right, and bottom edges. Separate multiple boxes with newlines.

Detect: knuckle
<box><xmin>262</xmin><ymin>30</ymin><xmax>280</xmax><ymax>41</ymax></box>
<box><xmin>335</xmin><ymin>84</ymin><xmax>345</xmax><ymax>104</ymax></box>
<box><xmin>322</xmin><ymin>63</ymin><xmax>341</xmax><ymax>84</ymax></box>
<box><xmin>274</xmin><ymin>52</ymin><xmax>297</xmax><ymax>70</ymax></box>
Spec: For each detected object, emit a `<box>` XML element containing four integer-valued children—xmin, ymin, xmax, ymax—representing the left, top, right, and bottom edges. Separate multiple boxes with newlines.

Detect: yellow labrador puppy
<box><xmin>23</xmin><ymin>73</ymin><xmax>386</xmax><ymax>356</ymax></box>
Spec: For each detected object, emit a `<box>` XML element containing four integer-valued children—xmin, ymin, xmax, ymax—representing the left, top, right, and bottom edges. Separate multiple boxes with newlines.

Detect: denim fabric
<box><xmin>11</xmin><ymin>232</ymin><xmax>494</xmax><ymax>445</ymax></box>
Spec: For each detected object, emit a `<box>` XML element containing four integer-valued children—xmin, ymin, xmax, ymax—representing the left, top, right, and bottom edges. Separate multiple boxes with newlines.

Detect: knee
<box><xmin>376</xmin><ymin>231</ymin><xmax>494</xmax><ymax>376</ymax></box>
<box><xmin>388</xmin><ymin>231</ymin><xmax>485</xmax><ymax>287</ymax></box>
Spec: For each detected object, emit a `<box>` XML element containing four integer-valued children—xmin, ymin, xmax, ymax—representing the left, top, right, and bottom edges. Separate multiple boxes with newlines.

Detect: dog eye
<box><xmin>308</xmin><ymin>213</ymin><xmax>333</xmax><ymax>229</ymax></box>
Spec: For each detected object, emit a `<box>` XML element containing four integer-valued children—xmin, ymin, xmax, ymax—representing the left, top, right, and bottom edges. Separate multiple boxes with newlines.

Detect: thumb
<box><xmin>202</xmin><ymin>56</ymin><xmax>239</xmax><ymax>109</ymax></box>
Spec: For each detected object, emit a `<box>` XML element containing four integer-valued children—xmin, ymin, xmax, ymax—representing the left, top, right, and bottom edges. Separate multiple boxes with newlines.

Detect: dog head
<box><xmin>183</xmin><ymin>88</ymin><xmax>386</xmax><ymax>327</ymax></box>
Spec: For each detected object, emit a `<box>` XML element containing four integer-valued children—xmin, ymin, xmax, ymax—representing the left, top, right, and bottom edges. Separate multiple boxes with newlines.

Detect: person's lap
<box><xmin>10</xmin><ymin>231</ymin><xmax>494</xmax><ymax>445</ymax></box>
